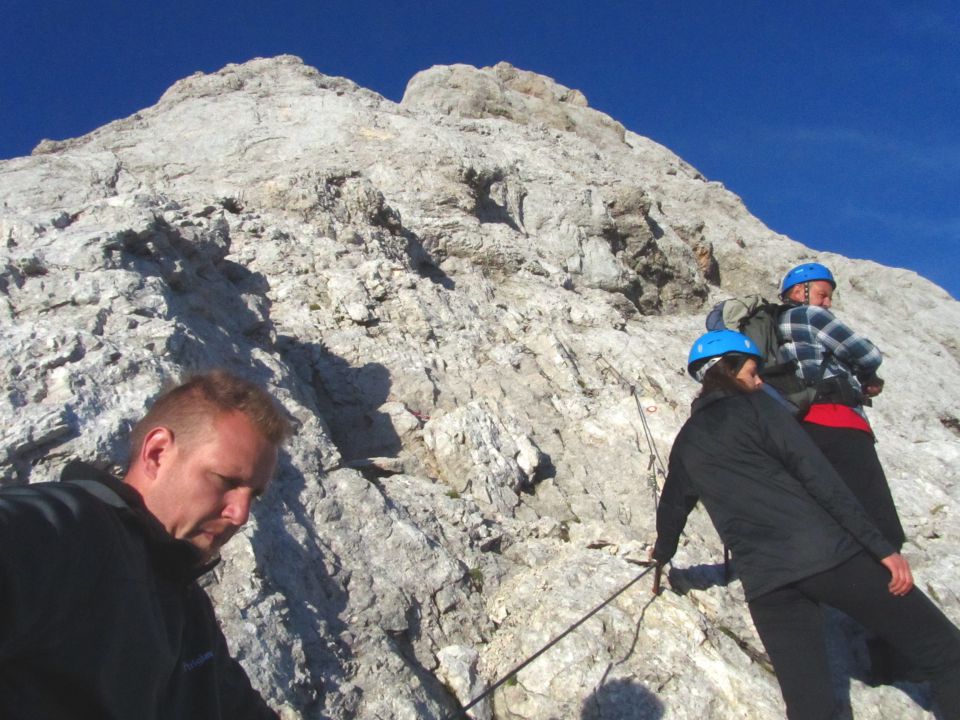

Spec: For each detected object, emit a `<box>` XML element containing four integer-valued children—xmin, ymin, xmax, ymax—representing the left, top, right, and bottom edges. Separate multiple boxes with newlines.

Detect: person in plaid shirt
<box><xmin>778</xmin><ymin>262</ymin><xmax>910</xmax><ymax>684</ymax></box>
<box><xmin>778</xmin><ymin>297</ymin><xmax>882</xmax><ymax>411</ymax></box>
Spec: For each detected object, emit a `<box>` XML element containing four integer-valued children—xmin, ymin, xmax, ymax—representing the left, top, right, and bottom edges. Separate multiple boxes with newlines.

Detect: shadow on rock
<box><xmin>249</xmin><ymin>450</ymin><xmax>356</xmax><ymax>715</ymax></box>
<box><xmin>273</xmin><ymin>334</ymin><xmax>409</xmax><ymax>475</ymax></box>
<box><xmin>414</xmin><ymin>249</ymin><xmax>455</xmax><ymax>290</ymax></box>
<box><xmin>665</xmin><ymin>562</ymin><xmax>732</xmax><ymax>594</ymax></box>
<box><xmin>581</xmin><ymin>677</ymin><xmax>665</xmax><ymax>720</ymax></box>
<box><xmin>311</xmin><ymin>350</ymin><xmax>402</xmax><ymax>465</ymax></box>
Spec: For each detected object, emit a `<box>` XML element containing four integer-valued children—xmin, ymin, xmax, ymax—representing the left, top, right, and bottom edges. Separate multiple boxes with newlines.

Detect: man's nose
<box><xmin>224</xmin><ymin>490</ymin><xmax>253</xmax><ymax>526</ymax></box>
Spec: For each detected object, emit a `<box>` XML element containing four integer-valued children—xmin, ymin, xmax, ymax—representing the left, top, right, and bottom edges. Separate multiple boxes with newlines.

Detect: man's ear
<box><xmin>140</xmin><ymin>427</ymin><xmax>175</xmax><ymax>481</ymax></box>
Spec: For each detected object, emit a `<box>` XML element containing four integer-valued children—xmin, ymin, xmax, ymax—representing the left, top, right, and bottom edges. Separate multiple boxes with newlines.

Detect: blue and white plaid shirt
<box><xmin>777</xmin><ymin>304</ymin><xmax>882</xmax><ymax>396</ymax></box>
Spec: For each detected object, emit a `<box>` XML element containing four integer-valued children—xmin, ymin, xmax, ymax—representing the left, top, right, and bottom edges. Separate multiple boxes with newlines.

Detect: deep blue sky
<box><xmin>3</xmin><ymin>1</ymin><xmax>957</xmax><ymax>298</ymax></box>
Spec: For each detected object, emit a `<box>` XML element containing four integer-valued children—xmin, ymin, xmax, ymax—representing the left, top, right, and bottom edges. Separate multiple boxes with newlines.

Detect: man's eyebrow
<box><xmin>217</xmin><ymin>472</ymin><xmax>266</xmax><ymax>495</ymax></box>
<box><xmin>215</xmin><ymin>462</ymin><xmax>274</xmax><ymax>499</ymax></box>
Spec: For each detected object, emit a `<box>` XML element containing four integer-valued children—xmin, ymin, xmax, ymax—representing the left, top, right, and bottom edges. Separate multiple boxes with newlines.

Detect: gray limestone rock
<box><xmin>423</xmin><ymin>398</ymin><xmax>543</xmax><ymax>515</ymax></box>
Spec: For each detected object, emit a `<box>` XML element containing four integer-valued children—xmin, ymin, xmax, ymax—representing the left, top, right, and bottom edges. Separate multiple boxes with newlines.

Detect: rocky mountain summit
<box><xmin>2</xmin><ymin>55</ymin><xmax>959</xmax><ymax>719</ymax></box>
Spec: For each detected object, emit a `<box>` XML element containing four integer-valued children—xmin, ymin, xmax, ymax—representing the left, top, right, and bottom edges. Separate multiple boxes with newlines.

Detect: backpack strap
<box><xmin>64</xmin><ymin>478</ymin><xmax>127</xmax><ymax>508</ymax></box>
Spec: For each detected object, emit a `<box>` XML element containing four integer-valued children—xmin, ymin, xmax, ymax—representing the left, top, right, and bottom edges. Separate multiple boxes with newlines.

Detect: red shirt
<box><xmin>802</xmin><ymin>403</ymin><xmax>872</xmax><ymax>435</ymax></box>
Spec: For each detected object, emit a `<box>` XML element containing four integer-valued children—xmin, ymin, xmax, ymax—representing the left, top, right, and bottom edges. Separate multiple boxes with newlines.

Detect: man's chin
<box><xmin>189</xmin><ymin>531</ymin><xmax>228</xmax><ymax>562</ymax></box>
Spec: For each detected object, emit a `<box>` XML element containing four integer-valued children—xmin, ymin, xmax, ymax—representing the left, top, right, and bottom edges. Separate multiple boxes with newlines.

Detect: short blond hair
<box><xmin>129</xmin><ymin>370</ymin><xmax>290</xmax><ymax>463</ymax></box>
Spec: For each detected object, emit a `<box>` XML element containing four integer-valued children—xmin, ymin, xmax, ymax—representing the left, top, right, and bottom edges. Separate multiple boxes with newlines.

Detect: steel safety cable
<box><xmin>442</xmin><ymin>563</ymin><xmax>658</xmax><ymax>720</ymax></box>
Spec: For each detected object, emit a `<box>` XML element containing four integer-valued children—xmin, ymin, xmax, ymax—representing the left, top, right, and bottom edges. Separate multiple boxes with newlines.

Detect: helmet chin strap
<box><xmin>694</xmin><ymin>356</ymin><xmax>723</xmax><ymax>382</ymax></box>
<box><xmin>803</xmin><ymin>281</ymin><xmax>810</xmax><ymax>304</ymax></box>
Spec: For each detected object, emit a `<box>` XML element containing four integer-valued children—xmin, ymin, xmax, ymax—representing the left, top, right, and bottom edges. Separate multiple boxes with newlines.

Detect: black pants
<box><xmin>802</xmin><ymin>422</ymin><xmax>905</xmax><ymax>549</ymax></box>
<box><xmin>803</xmin><ymin>421</ymin><xmax>916</xmax><ymax>685</ymax></box>
<box><xmin>748</xmin><ymin>552</ymin><xmax>960</xmax><ymax>720</ymax></box>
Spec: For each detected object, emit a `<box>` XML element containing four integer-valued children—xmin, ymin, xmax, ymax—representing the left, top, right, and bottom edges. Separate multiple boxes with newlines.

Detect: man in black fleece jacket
<box><xmin>0</xmin><ymin>370</ymin><xmax>289</xmax><ymax>719</ymax></box>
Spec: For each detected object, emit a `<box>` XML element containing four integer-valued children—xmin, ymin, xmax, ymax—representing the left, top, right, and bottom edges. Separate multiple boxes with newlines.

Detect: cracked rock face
<box><xmin>2</xmin><ymin>55</ymin><xmax>959</xmax><ymax>719</ymax></box>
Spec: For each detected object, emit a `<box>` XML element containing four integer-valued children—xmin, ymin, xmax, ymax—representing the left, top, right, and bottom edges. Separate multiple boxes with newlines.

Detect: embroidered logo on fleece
<box><xmin>183</xmin><ymin>650</ymin><xmax>215</xmax><ymax>672</ymax></box>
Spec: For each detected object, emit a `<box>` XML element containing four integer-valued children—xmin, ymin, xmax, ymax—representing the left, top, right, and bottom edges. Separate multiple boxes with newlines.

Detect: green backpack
<box><xmin>706</xmin><ymin>295</ymin><xmax>824</xmax><ymax>415</ymax></box>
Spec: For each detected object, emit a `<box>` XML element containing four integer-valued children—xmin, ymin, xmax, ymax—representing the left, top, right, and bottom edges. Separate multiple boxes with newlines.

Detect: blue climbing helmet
<box><xmin>778</xmin><ymin>262</ymin><xmax>836</xmax><ymax>298</ymax></box>
<box><xmin>687</xmin><ymin>330</ymin><xmax>762</xmax><ymax>382</ymax></box>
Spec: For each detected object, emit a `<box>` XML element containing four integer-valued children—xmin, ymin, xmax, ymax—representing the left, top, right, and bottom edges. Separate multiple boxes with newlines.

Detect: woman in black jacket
<box><xmin>652</xmin><ymin>330</ymin><xmax>960</xmax><ymax>720</ymax></box>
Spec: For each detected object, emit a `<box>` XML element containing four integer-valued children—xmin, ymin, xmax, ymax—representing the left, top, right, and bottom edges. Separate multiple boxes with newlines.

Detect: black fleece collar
<box><xmin>59</xmin><ymin>460</ymin><xmax>218</xmax><ymax>583</ymax></box>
